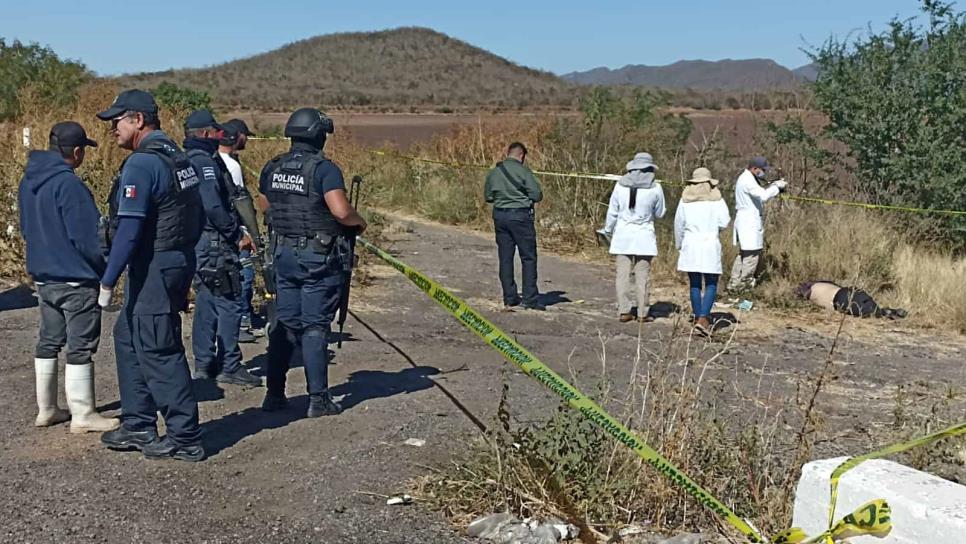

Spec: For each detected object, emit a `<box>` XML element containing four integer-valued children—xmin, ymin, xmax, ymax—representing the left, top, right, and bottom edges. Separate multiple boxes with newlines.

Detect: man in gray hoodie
<box><xmin>484</xmin><ymin>142</ymin><xmax>545</xmax><ymax>311</ymax></box>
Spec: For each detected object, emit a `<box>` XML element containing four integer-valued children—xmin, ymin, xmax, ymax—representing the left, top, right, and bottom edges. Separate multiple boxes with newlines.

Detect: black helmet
<box><xmin>284</xmin><ymin>107</ymin><xmax>334</xmax><ymax>141</ymax></box>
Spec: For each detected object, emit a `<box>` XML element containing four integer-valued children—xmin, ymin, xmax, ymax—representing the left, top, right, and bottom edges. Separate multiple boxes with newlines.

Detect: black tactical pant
<box><xmin>493</xmin><ymin>207</ymin><xmax>539</xmax><ymax>306</ymax></box>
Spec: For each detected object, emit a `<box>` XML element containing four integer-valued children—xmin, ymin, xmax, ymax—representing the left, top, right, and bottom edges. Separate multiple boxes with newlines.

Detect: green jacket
<box><xmin>484</xmin><ymin>158</ymin><xmax>544</xmax><ymax>209</ymax></box>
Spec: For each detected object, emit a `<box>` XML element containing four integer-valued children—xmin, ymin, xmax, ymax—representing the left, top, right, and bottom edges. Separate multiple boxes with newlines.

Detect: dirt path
<box><xmin>1</xmin><ymin>214</ymin><xmax>963</xmax><ymax>543</ymax></box>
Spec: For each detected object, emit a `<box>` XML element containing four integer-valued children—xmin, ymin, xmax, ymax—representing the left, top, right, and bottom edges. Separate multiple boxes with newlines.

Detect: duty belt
<box><xmin>276</xmin><ymin>234</ymin><xmax>332</xmax><ymax>253</ymax></box>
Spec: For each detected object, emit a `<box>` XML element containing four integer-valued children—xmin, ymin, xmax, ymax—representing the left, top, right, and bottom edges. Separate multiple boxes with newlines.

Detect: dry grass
<box><xmin>354</xmin><ymin>112</ymin><xmax>966</xmax><ymax>334</ymax></box>
<box><xmin>416</xmin><ymin>322</ymin><xmax>835</xmax><ymax>541</ymax></box>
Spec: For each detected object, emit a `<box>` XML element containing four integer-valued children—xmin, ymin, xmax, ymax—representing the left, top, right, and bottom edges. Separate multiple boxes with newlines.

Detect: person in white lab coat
<box><xmin>728</xmin><ymin>156</ymin><xmax>787</xmax><ymax>291</ymax></box>
<box><xmin>601</xmin><ymin>152</ymin><xmax>666</xmax><ymax>322</ymax></box>
<box><xmin>675</xmin><ymin>167</ymin><xmax>731</xmax><ymax>334</ymax></box>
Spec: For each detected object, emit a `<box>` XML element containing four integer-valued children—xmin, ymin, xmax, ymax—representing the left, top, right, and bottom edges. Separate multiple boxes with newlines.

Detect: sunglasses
<box><xmin>110</xmin><ymin>113</ymin><xmax>138</xmax><ymax>131</ymax></box>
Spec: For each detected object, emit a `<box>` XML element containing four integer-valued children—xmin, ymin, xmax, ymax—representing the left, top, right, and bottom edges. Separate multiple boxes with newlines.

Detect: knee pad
<box><xmin>303</xmin><ymin>326</ymin><xmax>325</xmax><ymax>339</ymax></box>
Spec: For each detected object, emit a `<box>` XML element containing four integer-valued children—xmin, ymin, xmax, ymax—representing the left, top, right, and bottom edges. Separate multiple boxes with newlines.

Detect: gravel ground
<box><xmin>1</xmin><ymin>215</ymin><xmax>963</xmax><ymax>543</ymax></box>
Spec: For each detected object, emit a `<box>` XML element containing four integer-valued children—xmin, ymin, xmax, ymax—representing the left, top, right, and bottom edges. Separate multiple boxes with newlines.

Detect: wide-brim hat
<box><xmin>626</xmin><ymin>152</ymin><xmax>658</xmax><ymax>172</ymax></box>
<box><xmin>687</xmin><ymin>167</ymin><xmax>719</xmax><ymax>186</ymax></box>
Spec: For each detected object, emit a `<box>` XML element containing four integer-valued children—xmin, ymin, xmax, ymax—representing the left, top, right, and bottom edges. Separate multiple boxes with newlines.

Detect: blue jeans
<box><xmin>688</xmin><ymin>273</ymin><xmax>718</xmax><ymax>318</ymax></box>
<box><xmin>239</xmin><ymin>249</ymin><xmax>255</xmax><ymax>326</ymax></box>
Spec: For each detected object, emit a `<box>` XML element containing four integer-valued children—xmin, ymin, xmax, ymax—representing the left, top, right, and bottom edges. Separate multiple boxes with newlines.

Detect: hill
<box><xmin>118</xmin><ymin>27</ymin><xmax>575</xmax><ymax>110</ymax></box>
<box><xmin>793</xmin><ymin>62</ymin><xmax>820</xmax><ymax>82</ymax></box>
<box><xmin>562</xmin><ymin>59</ymin><xmax>804</xmax><ymax>90</ymax></box>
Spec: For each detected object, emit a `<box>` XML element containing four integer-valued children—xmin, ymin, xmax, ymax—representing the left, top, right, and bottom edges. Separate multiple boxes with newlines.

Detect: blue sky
<box><xmin>1</xmin><ymin>0</ymin><xmax>926</xmax><ymax>76</ymax></box>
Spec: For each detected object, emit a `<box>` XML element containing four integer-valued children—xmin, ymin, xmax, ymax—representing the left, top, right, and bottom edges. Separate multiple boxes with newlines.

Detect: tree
<box><xmin>152</xmin><ymin>82</ymin><xmax>212</xmax><ymax>112</ymax></box>
<box><xmin>0</xmin><ymin>39</ymin><xmax>90</xmax><ymax>120</ymax></box>
<box><xmin>809</xmin><ymin>0</ymin><xmax>966</xmax><ymax>239</ymax></box>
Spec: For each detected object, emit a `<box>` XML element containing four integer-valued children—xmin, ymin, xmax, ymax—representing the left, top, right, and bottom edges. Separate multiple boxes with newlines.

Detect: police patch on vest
<box><xmin>271</xmin><ymin>172</ymin><xmax>308</xmax><ymax>195</ymax></box>
<box><xmin>176</xmin><ymin>166</ymin><xmax>201</xmax><ymax>190</ymax></box>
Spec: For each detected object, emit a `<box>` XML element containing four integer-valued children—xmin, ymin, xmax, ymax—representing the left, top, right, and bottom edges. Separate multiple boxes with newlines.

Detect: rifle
<box><xmin>336</xmin><ymin>175</ymin><xmax>362</xmax><ymax>348</ymax></box>
<box><xmin>238</xmin><ymin>227</ymin><xmax>277</xmax><ymax>332</ymax></box>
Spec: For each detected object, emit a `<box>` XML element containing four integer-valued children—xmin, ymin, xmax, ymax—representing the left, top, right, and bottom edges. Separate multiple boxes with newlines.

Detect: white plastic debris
<box><xmin>468</xmin><ymin>512</ymin><xmax>515</xmax><ymax>539</ymax></box>
<box><xmin>467</xmin><ymin>513</ymin><xmax>579</xmax><ymax>543</ymax></box>
<box><xmin>385</xmin><ymin>494</ymin><xmax>413</xmax><ymax>506</ymax></box>
<box><xmin>403</xmin><ymin>438</ymin><xmax>426</xmax><ymax>447</ymax></box>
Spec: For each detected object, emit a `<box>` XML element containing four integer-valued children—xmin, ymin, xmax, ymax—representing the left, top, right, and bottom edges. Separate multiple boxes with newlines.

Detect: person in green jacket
<box><xmin>484</xmin><ymin>142</ymin><xmax>545</xmax><ymax>311</ymax></box>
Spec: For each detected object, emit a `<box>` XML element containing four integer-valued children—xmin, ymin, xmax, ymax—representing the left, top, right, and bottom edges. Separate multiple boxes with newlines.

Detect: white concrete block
<box><xmin>793</xmin><ymin>456</ymin><xmax>966</xmax><ymax>543</ymax></box>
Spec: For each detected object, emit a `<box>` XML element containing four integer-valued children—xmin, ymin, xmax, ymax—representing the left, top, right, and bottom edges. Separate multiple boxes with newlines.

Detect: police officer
<box><xmin>182</xmin><ymin>110</ymin><xmax>260</xmax><ymax>386</ymax></box>
<box><xmin>257</xmin><ymin>108</ymin><xmax>366</xmax><ymax>417</ymax></box>
<box><xmin>95</xmin><ymin>90</ymin><xmax>206</xmax><ymax>462</ymax></box>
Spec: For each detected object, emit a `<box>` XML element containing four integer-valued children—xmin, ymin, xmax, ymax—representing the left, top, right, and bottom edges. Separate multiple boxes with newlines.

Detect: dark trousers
<box><xmin>35</xmin><ymin>282</ymin><xmax>101</xmax><ymax>364</ymax></box>
<box><xmin>191</xmin><ymin>284</ymin><xmax>242</xmax><ymax>375</ymax></box>
<box><xmin>267</xmin><ymin>244</ymin><xmax>343</xmax><ymax>396</ymax></box>
<box><xmin>493</xmin><ymin>208</ymin><xmax>539</xmax><ymax>305</ymax></box>
<box><xmin>114</xmin><ymin>309</ymin><xmax>201</xmax><ymax>445</ymax></box>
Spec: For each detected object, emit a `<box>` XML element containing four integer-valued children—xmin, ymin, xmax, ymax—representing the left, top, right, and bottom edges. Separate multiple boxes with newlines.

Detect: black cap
<box><xmin>749</xmin><ymin>156</ymin><xmax>770</xmax><ymax>170</ymax></box>
<box><xmin>223</xmin><ymin>119</ymin><xmax>255</xmax><ymax>137</ymax></box>
<box><xmin>49</xmin><ymin>121</ymin><xmax>98</xmax><ymax>148</ymax></box>
<box><xmin>96</xmin><ymin>89</ymin><xmax>158</xmax><ymax>120</ymax></box>
<box><xmin>184</xmin><ymin>110</ymin><xmax>224</xmax><ymax>131</ymax></box>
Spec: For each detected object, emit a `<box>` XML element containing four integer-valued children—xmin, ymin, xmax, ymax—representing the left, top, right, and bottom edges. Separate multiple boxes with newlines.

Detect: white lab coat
<box><xmin>732</xmin><ymin>169</ymin><xmax>781</xmax><ymax>251</ymax></box>
<box><xmin>675</xmin><ymin>199</ymin><xmax>731</xmax><ymax>274</ymax></box>
<box><xmin>603</xmin><ymin>179</ymin><xmax>666</xmax><ymax>256</ymax></box>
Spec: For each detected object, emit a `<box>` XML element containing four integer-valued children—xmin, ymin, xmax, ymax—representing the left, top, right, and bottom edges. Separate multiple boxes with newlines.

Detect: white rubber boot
<box><xmin>35</xmin><ymin>358</ymin><xmax>70</xmax><ymax>427</ymax></box>
<box><xmin>65</xmin><ymin>363</ymin><xmax>120</xmax><ymax>433</ymax></box>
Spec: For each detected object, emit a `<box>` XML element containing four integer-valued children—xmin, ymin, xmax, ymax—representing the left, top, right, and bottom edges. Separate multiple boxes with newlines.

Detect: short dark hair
<box><xmin>507</xmin><ymin>142</ymin><xmax>527</xmax><ymax>155</ymax></box>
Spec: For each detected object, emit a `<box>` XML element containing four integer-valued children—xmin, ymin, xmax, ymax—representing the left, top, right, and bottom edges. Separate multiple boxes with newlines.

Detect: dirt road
<box><xmin>1</xmin><ymin>214</ymin><xmax>963</xmax><ymax>543</ymax></box>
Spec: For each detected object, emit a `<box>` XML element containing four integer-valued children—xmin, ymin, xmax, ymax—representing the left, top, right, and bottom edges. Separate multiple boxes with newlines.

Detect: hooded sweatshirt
<box><xmin>18</xmin><ymin>150</ymin><xmax>105</xmax><ymax>283</ymax></box>
<box><xmin>603</xmin><ymin>170</ymin><xmax>666</xmax><ymax>256</ymax></box>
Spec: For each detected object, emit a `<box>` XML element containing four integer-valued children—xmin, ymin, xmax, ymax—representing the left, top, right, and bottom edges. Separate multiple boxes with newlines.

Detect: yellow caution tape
<box><xmin>355</xmin><ymin>236</ymin><xmax>766</xmax><ymax>542</ymax></box>
<box><xmin>250</xmin><ymin>137</ymin><xmax>964</xmax><ymax>215</ymax></box>
<box><xmin>772</xmin><ymin>499</ymin><xmax>892</xmax><ymax>543</ymax></box>
<box><xmin>825</xmin><ymin>421</ymin><xmax>966</xmax><ymax>530</ymax></box>
<box><xmin>780</xmin><ymin>194</ymin><xmax>966</xmax><ymax>217</ymax></box>
<box><xmin>368</xmin><ymin>149</ymin><xmax>622</xmax><ymax>181</ymax></box>
<box><xmin>366</xmin><ymin>148</ymin><xmax>964</xmax><ymax>216</ymax></box>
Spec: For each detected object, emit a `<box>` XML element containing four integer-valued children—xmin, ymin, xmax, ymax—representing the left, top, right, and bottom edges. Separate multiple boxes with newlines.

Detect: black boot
<box><xmin>142</xmin><ymin>436</ymin><xmax>206</xmax><ymax>462</ymax></box>
<box><xmin>101</xmin><ymin>426</ymin><xmax>160</xmax><ymax>451</ymax></box>
<box><xmin>262</xmin><ymin>392</ymin><xmax>289</xmax><ymax>412</ymax></box>
<box><xmin>307</xmin><ymin>392</ymin><xmax>342</xmax><ymax>418</ymax></box>
<box><xmin>216</xmin><ymin>368</ymin><xmax>262</xmax><ymax>387</ymax></box>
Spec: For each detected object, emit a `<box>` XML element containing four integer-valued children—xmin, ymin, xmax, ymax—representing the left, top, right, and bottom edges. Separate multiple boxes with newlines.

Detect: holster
<box><xmin>198</xmin><ymin>265</ymin><xmax>241</xmax><ymax>297</ymax></box>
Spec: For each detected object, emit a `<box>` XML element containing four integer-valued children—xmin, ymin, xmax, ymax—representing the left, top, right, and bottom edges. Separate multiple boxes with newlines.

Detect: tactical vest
<box><xmin>105</xmin><ymin>136</ymin><xmax>203</xmax><ymax>252</ymax></box>
<box><xmin>264</xmin><ymin>149</ymin><xmax>341</xmax><ymax>238</ymax></box>
<box><xmin>188</xmin><ymin>148</ymin><xmax>239</xmax><ymax>239</ymax></box>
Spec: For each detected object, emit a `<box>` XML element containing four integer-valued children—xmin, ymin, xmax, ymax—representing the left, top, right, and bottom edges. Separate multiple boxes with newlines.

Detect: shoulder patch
<box><xmin>123</xmin><ymin>185</ymin><xmax>137</xmax><ymax>199</ymax></box>
<box><xmin>202</xmin><ymin>166</ymin><xmax>217</xmax><ymax>181</ymax></box>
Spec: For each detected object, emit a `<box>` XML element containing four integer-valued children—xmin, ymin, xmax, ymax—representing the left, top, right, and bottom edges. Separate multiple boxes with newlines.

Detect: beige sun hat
<box><xmin>687</xmin><ymin>167</ymin><xmax>719</xmax><ymax>186</ymax></box>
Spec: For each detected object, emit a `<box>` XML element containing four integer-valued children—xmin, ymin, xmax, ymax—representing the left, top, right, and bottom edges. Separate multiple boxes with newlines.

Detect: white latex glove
<box><xmin>773</xmin><ymin>179</ymin><xmax>788</xmax><ymax>190</ymax></box>
<box><xmin>98</xmin><ymin>286</ymin><xmax>113</xmax><ymax>308</ymax></box>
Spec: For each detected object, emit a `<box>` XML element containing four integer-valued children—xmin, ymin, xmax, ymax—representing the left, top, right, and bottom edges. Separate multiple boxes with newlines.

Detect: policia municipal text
<box><xmin>256</xmin><ymin>108</ymin><xmax>367</xmax><ymax>417</ymax></box>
